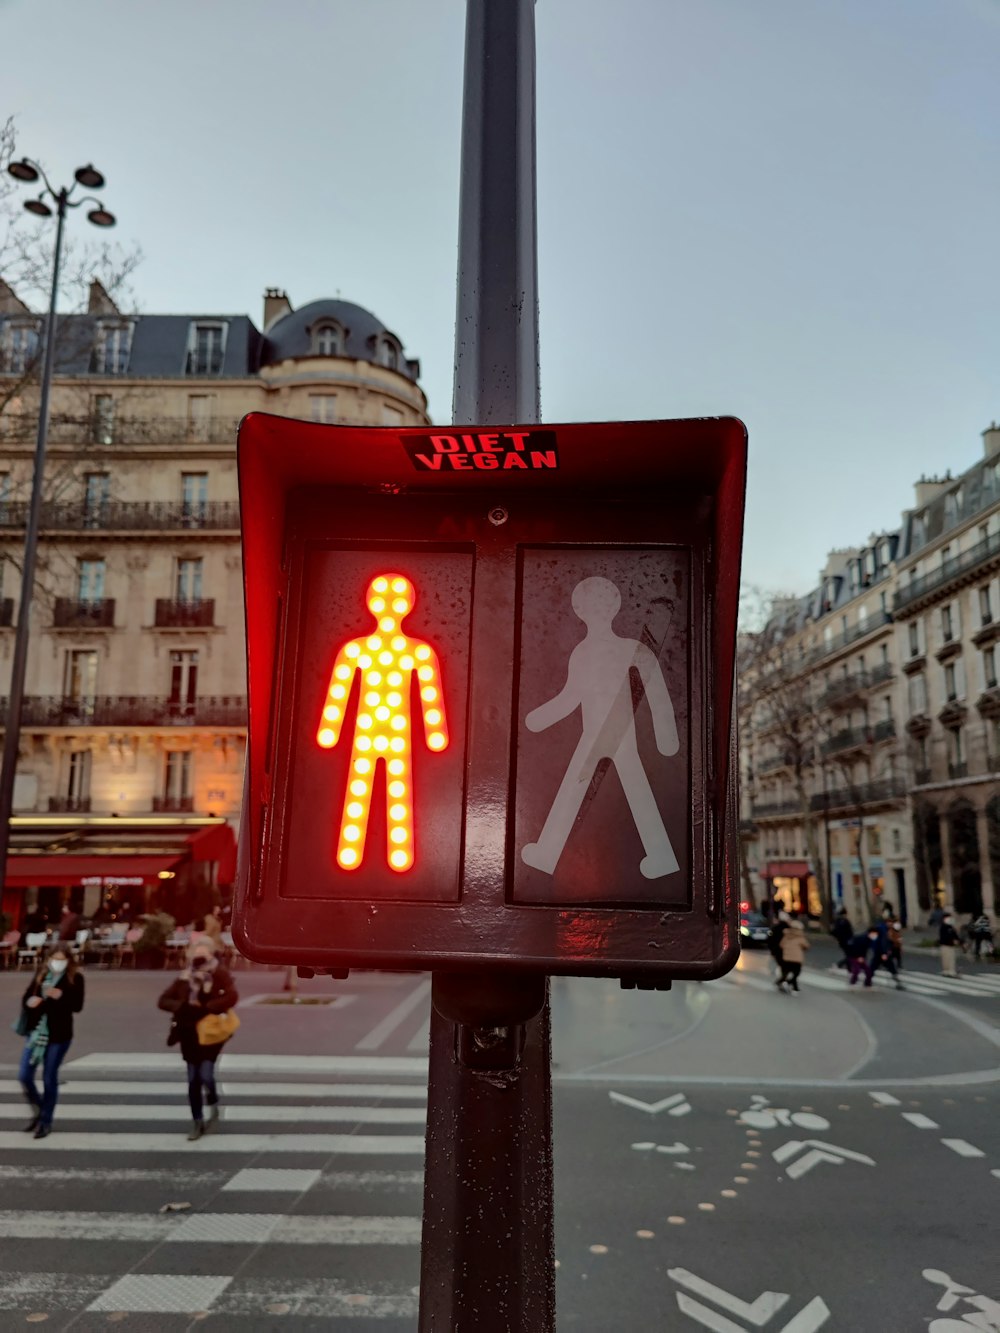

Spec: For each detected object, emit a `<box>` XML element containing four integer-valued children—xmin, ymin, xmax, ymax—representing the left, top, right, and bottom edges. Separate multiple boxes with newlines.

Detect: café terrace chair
<box><xmin>16</xmin><ymin>931</ymin><xmax>48</xmax><ymax>970</ymax></box>
<box><xmin>117</xmin><ymin>926</ymin><xmax>143</xmax><ymax>969</ymax></box>
<box><xmin>0</xmin><ymin>930</ymin><xmax>19</xmax><ymax>970</ymax></box>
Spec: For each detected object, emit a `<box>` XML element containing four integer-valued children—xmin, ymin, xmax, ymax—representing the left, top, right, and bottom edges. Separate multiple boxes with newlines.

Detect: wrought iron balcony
<box><xmin>153</xmin><ymin>795</ymin><xmax>195</xmax><ymax>812</ymax></box>
<box><xmin>47</xmin><ymin>795</ymin><xmax>92</xmax><ymax>812</ymax></box>
<box><xmin>53</xmin><ymin>598</ymin><xmax>115</xmax><ymax>629</ymax></box>
<box><xmin>948</xmin><ymin>761</ymin><xmax>969</xmax><ymax>780</ymax></box>
<box><xmin>0</xmin><ymin>500</ymin><xmax>239</xmax><ymax>533</ymax></box>
<box><xmin>816</xmin><ymin>662</ymin><xmax>894</xmax><ymax>709</ymax></box>
<box><xmin>750</xmin><ymin>799</ymin><xmax>802</xmax><ymax>819</ymax></box>
<box><xmin>0</xmin><ymin>695</ymin><xmax>247</xmax><ymax>728</ymax></box>
<box><xmin>0</xmin><ymin>413</ymin><xmax>242</xmax><ymax>446</ymax></box>
<box><xmin>0</xmin><ymin>598</ymin><xmax>12</xmax><ymax>627</ymax></box>
<box><xmin>821</xmin><ymin>719</ymin><xmax>896</xmax><ymax>757</ymax></box>
<box><xmin>805</xmin><ymin>611</ymin><xmax>894</xmax><ymax>666</ymax></box>
<box><xmin>895</xmin><ymin>527</ymin><xmax>1000</xmax><ymax>613</ymax></box>
<box><xmin>154</xmin><ymin>598</ymin><xmax>215</xmax><ymax>628</ymax></box>
<box><xmin>810</xmin><ymin>777</ymin><xmax>908</xmax><ymax>812</ymax></box>
<box><xmin>914</xmin><ymin>767</ymin><xmax>932</xmax><ymax>786</ymax></box>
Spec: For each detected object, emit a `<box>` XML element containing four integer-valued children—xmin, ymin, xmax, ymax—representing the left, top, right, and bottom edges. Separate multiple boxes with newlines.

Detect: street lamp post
<box><xmin>0</xmin><ymin>157</ymin><xmax>116</xmax><ymax>899</ymax></box>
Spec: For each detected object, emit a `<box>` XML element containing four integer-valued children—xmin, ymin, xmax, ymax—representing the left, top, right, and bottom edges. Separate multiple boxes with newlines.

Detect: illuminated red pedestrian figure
<box><xmin>317</xmin><ymin>573</ymin><xmax>448</xmax><ymax>872</ymax></box>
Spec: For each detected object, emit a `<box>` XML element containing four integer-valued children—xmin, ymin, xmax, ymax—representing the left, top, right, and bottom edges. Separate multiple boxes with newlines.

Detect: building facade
<box><xmin>0</xmin><ymin>283</ymin><xmax>429</xmax><ymax>929</ymax></box>
<box><xmin>742</xmin><ymin>425</ymin><xmax>1000</xmax><ymax>930</ymax></box>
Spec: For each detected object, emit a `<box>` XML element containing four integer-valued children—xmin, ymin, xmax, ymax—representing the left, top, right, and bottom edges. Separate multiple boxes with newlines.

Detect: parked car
<box><xmin>740</xmin><ymin>909</ymin><xmax>770</xmax><ymax>948</ymax></box>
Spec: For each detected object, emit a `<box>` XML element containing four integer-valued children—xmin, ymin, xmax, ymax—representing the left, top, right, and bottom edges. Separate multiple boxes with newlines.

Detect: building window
<box><xmin>892</xmin><ymin>827</ymin><xmax>902</xmax><ymax>854</ymax></box>
<box><xmin>908</xmin><ymin>673</ymin><xmax>927</xmax><ymax>714</ymax></box>
<box><xmin>77</xmin><ymin>558</ymin><xmax>105</xmax><ymax>603</ymax></box>
<box><xmin>908</xmin><ymin>622</ymin><xmax>920</xmax><ymax>657</ymax></box>
<box><xmin>91</xmin><ymin>322</ymin><xmax>132</xmax><ymax>374</ymax></box>
<box><xmin>186</xmin><ymin>394</ymin><xmax>213</xmax><ymax>439</ymax></box>
<box><xmin>949</xmin><ymin>727</ymin><xmax>965</xmax><ymax>766</ymax></box>
<box><xmin>944</xmin><ymin>662</ymin><xmax>957</xmax><ymax>701</ymax></box>
<box><xmin>984</xmin><ymin>646</ymin><xmax>997</xmax><ymax>691</ymax></box>
<box><xmin>378</xmin><ymin>340</ymin><xmax>398</xmax><ymax>371</ymax></box>
<box><xmin>176</xmin><ymin>557</ymin><xmax>203</xmax><ymax>603</ymax></box>
<box><xmin>169</xmin><ymin>650</ymin><xmax>198</xmax><ymax>715</ymax></box>
<box><xmin>164</xmin><ymin>750</ymin><xmax>192</xmax><ymax>801</ymax></box>
<box><xmin>83</xmin><ymin>473</ymin><xmax>110</xmax><ymax>526</ymax></box>
<box><xmin>65</xmin><ymin>749</ymin><xmax>92</xmax><ymax>802</ymax></box>
<box><xmin>942</xmin><ymin>605</ymin><xmax>954</xmax><ymax>643</ymax></box>
<box><xmin>181</xmin><ymin>473</ymin><xmax>208</xmax><ymax>524</ymax></box>
<box><xmin>185</xmin><ymin>322</ymin><xmax>227</xmax><ymax>375</ymax></box>
<box><xmin>64</xmin><ymin>649</ymin><xmax>98</xmax><ymax>704</ymax></box>
<box><xmin>1</xmin><ymin>321</ymin><xmax>40</xmax><ymax>374</ymax></box>
<box><xmin>90</xmin><ymin>393</ymin><xmax>115</xmax><ymax>444</ymax></box>
<box><xmin>980</xmin><ymin>585</ymin><xmax>993</xmax><ymax>626</ymax></box>
<box><xmin>309</xmin><ymin>394</ymin><xmax>337</xmax><ymax>424</ymax></box>
<box><xmin>313</xmin><ymin>324</ymin><xmax>341</xmax><ymax>356</ymax></box>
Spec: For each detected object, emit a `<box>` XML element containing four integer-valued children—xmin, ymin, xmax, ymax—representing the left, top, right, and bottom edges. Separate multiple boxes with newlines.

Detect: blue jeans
<box><xmin>186</xmin><ymin>1059</ymin><xmax>219</xmax><ymax>1121</ymax></box>
<box><xmin>19</xmin><ymin>1039</ymin><xmax>72</xmax><ymax>1128</ymax></box>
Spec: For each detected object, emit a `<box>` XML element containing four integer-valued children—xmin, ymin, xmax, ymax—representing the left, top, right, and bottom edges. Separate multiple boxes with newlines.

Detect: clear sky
<box><xmin>3</xmin><ymin>0</ymin><xmax>999</xmax><ymax>595</ymax></box>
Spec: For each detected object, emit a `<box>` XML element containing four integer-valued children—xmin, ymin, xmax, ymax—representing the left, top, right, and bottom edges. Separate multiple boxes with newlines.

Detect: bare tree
<box><xmin>1</xmin><ymin>117</ymin><xmax>145</xmax><ymax>606</ymax></box>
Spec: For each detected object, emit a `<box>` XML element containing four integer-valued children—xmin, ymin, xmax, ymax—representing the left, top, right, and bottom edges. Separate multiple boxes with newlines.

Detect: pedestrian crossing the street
<box><xmin>0</xmin><ymin>1053</ymin><xmax>428</xmax><ymax>1322</ymax></box>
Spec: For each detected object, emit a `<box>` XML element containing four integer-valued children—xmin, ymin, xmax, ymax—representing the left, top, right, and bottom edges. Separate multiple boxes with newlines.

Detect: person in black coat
<box><xmin>831</xmin><ymin>908</ymin><xmax>853</xmax><ymax>968</ymax></box>
<box><xmin>158</xmin><ymin>937</ymin><xmax>238</xmax><ymax>1141</ymax></box>
<box><xmin>18</xmin><ymin>944</ymin><xmax>85</xmax><ymax>1138</ymax></box>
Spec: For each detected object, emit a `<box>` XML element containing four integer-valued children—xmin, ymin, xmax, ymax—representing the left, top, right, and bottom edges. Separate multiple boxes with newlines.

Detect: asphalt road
<box><xmin>0</xmin><ymin>937</ymin><xmax>996</xmax><ymax>1331</ymax></box>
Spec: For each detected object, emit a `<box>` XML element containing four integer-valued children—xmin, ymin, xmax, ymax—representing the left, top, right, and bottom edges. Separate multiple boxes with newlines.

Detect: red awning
<box><xmin>188</xmin><ymin>824</ymin><xmax>237</xmax><ymax>883</ymax></box>
<box><xmin>4</xmin><ymin>854</ymin><xmax>184</xmax><ymax>889</ymax></box>
<box><xmin>763</xmin><ymin>861</ymin><xmax>811</xmax><ymax>879</ymax></box>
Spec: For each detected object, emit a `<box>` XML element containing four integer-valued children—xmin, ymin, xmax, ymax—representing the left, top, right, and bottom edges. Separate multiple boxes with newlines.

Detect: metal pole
<box><xmin>419</xmin><ymin>2</ymin><xmax>553</xmax><ymax>1329</ymax></box>
<box><xmin>0</xmin><ymin>189</ymin><xmax>66</xmax><ymax>894</ymax></box>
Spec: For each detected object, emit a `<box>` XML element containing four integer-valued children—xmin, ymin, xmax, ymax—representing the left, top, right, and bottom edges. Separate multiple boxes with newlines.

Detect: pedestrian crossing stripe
<box><xmin>0</xmin><ymin>1209</ymin><xmax>423</xmax><ymax>1244</ymax></box>
<box><xmin>66</xmin><ymin>1053</ymin><xmax>429</xmax><ymax>1075</ymax></box>
<box><xmin>0</xmin><ymin>1272</ymin><xmax>421</xmax><ymax>1319</ymax></box>
<box><xmin>0</xmin><ymin>1079</ymin><xmax>428</xmax><ymax>1101</ymax></box>
<box><xmin>0</xmin><ymin>1101</ymin><xmax>426</xmax><ymax>1125</ymax></box>
<box><xmin>0</xmin><ymin>1131</ymin><xmax>425</xmax><ymax>1154</ymax></box>
<box><xmin>0</xmin><ymin>1164</ymin><xmax>424</xmax><ymax>1189</ymax></box>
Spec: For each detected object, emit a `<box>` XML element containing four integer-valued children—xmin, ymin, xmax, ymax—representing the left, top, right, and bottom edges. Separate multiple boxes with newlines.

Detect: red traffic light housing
<box><xmin>234</xmin><ymin>415</ymin><xmax>747</xmax><ymax>982</ymax></box>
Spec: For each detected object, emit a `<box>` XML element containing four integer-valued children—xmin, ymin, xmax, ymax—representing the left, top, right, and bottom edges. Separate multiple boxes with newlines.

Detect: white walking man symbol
<box><xmin>520</xmin><ymin>575</ymin><xmax>680</xmax><ymax>880</ymax></box>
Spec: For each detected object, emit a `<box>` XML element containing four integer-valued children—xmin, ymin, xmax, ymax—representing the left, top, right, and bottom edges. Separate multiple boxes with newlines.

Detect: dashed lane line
<box><xmin>941</xmin><ymin>1139</ymin><xmax>986</xmax><ymax>1158</ymax></box>
<box><xmin>901</xmin><ymin>1112</ymin><xmax>940</xmax><ymax>1129</ymax></box>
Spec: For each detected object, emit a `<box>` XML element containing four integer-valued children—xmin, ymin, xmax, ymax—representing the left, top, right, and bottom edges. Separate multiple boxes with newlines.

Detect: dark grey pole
<box><xmin>0</xmin><ymin>190</ymin><xmax>67</xmax><ymax>893</ymax></box>
<box><xmin>419</xmin><ymin>2</ymin><xmax>553</xmax><ymax>1329</ymax></box>
<box><xmin>452</xmin><ymin>0</ymin><xmax>540</xmax><ymax>426</ymax></box>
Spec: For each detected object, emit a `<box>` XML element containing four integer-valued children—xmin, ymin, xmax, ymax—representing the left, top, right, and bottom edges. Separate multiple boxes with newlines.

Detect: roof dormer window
<box><xmin>378</xmin><ymin>339</ymin><xmax>399</xmax><ymax>371</ymax></box>
<box><xmin>185</xmin><ymin>321</ymin><xmax>227</xmax><ymax>376</ymax></box>
<box><xmin>313</xmin><ymin>322</ymin><xmax>342</xmax><ymax>356</ymax></box>
<box><xmin>91</xmin><ymin>321</ymin><xmax>133</xmax><ymax>375</ymax></box>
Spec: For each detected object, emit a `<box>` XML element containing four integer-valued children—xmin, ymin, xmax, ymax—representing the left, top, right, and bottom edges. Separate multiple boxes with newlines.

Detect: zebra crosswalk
<box><xmin>809</xmin><ymin>964</ymin><xmax>1000</xmax><ymax>999</ymax></box>
<box><xmin>0</xmin><ymin>1052</ymin><xmax>428</xmax><ymax>1323</ymax></box>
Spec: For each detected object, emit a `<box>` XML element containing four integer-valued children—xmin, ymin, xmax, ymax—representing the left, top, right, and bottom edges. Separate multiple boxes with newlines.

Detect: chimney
<box><xmin>914</xmin><ymin>476</ymin><xmax>952</xmax><ymax>507</ymax></box>
<box><xmin>983</xmin><ymin>422</ymin><xmax>1000</xmax><ymax>459</ymax></box>
<box><xmin>0</xmin><ymin>278</ymin><xmax>31</xmax><ymax>316</ymax></box>
<box><xmin>263</xmin><ymin>288</ymin><xmax>292</xmax><ymax>331</ymax></box>
<box><xmin>87</xmin><ymin>279</ymin><xmax>120</xmax><ymax>316</ymax></box>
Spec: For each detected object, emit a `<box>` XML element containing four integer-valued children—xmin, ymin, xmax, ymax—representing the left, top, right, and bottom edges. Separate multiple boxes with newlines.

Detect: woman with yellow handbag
<box><xmin>157</xmin><ymin>936</ymin><xmax>239</xmax><ymax>1141</ymax></box>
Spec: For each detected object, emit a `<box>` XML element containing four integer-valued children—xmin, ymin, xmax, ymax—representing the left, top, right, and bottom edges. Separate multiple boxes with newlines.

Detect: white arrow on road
<box><xmin>669</xmin><ymin>1269</ymin><xmax>789</xmax><ymax>1325</ymax></box>
<box><xmin>772</xmin><ymin>1139</ymin><xmax>874</xmax><ymax>1180</ymax></box>
<box><xmin>609</xmin><ymin>1091</ymin><xmax>691</xmax><ymax>1115</ymax></box>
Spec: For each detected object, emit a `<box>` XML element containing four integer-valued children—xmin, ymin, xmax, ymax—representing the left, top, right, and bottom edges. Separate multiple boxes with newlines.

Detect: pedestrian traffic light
<box><xmin>234</xmin><ymin>413</ymin><xmax>747</xmax><ymax>981</ymax></box>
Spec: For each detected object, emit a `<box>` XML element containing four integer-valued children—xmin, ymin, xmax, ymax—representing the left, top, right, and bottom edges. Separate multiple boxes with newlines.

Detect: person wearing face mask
<box><xmin>17</xmin><ymin>945</ymin><xmax>85</xmax><ymax>1139</ymax></box>
<box><xmin>158</xmin><ymin>937</ymin><xmax>239</xmax><ymax>1140</ymax></box>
